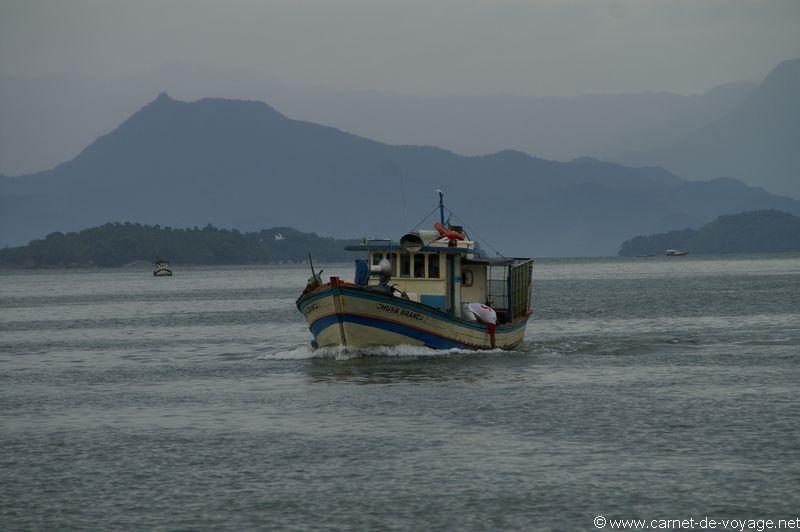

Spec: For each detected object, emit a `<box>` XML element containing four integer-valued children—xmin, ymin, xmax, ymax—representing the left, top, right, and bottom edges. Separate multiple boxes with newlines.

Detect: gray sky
<box><xmin>1</xmin><ymin>0</ymin><xmax>799</xmax><ymax>96</ymax></box>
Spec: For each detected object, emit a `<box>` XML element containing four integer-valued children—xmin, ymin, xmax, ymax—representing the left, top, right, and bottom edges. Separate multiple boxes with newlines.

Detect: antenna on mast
<box><xmin>436</xmin><ymin>189</ymin><xmax>445</xmax><ymax>226</ymax></box>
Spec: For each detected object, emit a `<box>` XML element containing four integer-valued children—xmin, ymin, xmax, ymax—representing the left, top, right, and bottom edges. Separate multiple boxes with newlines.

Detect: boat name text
<box><xmin>302</xmin><ymin>302</ymin><xmax>320</xmax><ymax>315</ymax></box>
<box><xmin>376</xmin><ymin>303</ymin><xmax>424</xmax><ymax>321</ymax></box>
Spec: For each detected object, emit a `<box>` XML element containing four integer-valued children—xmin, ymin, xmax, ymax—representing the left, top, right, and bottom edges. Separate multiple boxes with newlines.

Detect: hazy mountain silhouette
<box><xmin>272</xmin><ymin>82</ymin><xmax>756</xmax><ymax>165</ymax></box>
<box><xmin>0</xmin><ymin>63</ymin><xmax>755</xmax><ymax>175</ymax></box>
<box><xmin>620</xmin><ymin>58</ymin><xmax>800</xmax><ymax>198</ymax></box>
<box><xmin>2</xmin><ymin>93</ymin><xmax>799</xmax><ymax>257</ymax></box>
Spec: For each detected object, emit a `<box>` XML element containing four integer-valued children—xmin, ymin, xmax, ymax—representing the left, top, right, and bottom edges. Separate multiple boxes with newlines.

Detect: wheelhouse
<box><xmin>345</xmin><ymin>233</ymin><xmax>533</xmax><ymax>324</ymax></box>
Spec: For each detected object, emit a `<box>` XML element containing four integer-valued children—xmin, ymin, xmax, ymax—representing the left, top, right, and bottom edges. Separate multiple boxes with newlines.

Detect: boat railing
<box><xmin>509</xmin><ymin>259</ymin><xmax>534</xmax><ymax>320</ymax></box>
<box><xmin>487</xmin><ymin>259</ymin><xmax>533</xmax><ymax>322</ymax></box>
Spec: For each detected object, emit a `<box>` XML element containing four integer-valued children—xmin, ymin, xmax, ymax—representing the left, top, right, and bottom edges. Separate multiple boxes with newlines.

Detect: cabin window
<box><xmin>413</xmin><ymin>253</ymin><xmax>425</xmax><ymax>278</ymax></box>
<box><xmin>427</xmin><ymin>254</ymin><xmax>440</xmax><ymax>278</ymax></box>
<box><xmin>400</xmin><ymin>254</ymin><xmax>411</xmax><ymax>277</ymax></box>
<box><xmin>372</xmin><ymin>253</ymin><xmax>383</xmax><ymax>266</ymax></box>
<box><xmin>462</xmin><ymin>269</ymin><xmax>474</xmax><ymax>287</ymax></box>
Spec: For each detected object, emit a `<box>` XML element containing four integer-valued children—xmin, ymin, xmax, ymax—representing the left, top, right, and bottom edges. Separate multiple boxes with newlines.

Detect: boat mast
<box><xmin>437</xmin><ymin>189</ymin><xmax>445</xmax><ymax>226</ymax></box>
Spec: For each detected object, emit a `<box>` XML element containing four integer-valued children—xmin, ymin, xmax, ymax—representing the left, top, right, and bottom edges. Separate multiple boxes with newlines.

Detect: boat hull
<box><xmin>296</xmin><ymin>279</ymin><xmax>529</xmax><ymax>350</ymax></box>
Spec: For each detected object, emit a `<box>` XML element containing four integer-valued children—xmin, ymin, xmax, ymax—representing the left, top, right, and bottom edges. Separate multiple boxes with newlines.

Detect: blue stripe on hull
<box><xmin>298</xmin><ymin>286</ymin><xmax>528</xmax><ymax>334</ymax></box>
<box><xmin>310</xmin><ymin>314</ymin><xmax>467</xmax><ymax>349</ymax></box>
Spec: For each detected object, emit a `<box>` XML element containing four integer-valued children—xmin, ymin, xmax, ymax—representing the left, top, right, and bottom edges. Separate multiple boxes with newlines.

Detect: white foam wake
<box><xmin>261</xmin><ymin>343</ymin><xmax>509</xmax><ymax>360</ymax></box>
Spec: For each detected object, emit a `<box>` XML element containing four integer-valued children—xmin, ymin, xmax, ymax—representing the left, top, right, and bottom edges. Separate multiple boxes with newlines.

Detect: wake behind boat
<box><xmin>296</xmin><ymin>192</ymin><xmax>533</xmax><ymax>350</ymax></box>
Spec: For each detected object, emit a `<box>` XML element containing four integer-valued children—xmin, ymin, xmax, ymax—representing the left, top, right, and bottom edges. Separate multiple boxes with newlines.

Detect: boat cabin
<box><xmin>345</xmin><ymin>229</ymin><xmax>533</xmax><ymax>324</ymax></box>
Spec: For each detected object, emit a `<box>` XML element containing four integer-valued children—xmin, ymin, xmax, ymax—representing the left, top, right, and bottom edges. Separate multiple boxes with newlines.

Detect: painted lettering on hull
<box><xmin>302</xmin><ymin>302</ymin><xmax>320</xmax><ymax>315</ymax></box>
<box><xmin>376</xmin><ymin>303</ymin><xmax>424</xmax><ymax>322</ymax></box>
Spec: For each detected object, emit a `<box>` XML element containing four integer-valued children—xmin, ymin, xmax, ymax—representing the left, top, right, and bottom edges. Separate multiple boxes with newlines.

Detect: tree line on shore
<box><xmin>0</xmin><ymin>222</ymin><xmax>358</xmax><ymax>268</ymax></box>
<box><xmin>618</xmin><ymin>210</ymin><xmax>800</xmax><ymax>256</ymax></box>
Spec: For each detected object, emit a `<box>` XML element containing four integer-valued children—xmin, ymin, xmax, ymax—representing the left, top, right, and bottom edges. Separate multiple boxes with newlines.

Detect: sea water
<box><xmin>1</xmin><ymin>255</ymin><xmax>799</xmax><ymax>529</ymax></box>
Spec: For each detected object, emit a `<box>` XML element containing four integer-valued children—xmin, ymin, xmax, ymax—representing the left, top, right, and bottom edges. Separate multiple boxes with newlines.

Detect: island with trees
<box><xmin>0</xmin><ymin>222</ymin><xmax>359</xmax><ymax>268</ymax></box>
<box><xmin>619</xmin><ymin>210</ymin><xmax>800</xmax><ymax>256</ymax></box>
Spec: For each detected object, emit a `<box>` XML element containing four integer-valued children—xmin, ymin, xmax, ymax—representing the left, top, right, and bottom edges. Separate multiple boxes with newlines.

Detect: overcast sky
<box><xmin>1</xmin><ymin>0</ymin><xmax>799</xmax><ymax>96</ymax></box>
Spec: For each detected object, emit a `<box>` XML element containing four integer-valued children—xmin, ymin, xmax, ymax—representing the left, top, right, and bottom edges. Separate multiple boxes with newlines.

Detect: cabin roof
<box><xmin>463</xmin><ymin>256</ymin><xmax>533</xmax><ymax>266</ymax></box>
<box><xmin>345</xmin><ymin>242</ymin><xmax>532</xmax><ymax>263</ymax></box>
<box><xmin>345</xmin><ymin>243</ymin><xmax>476</xmax><ymax>254</ymax></box>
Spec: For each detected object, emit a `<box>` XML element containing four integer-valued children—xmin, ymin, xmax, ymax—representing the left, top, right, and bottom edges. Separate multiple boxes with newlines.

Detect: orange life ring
<box><xmin>434</xmin><ymin>222</ymin><xmax>465</xmax><ymax>240</ymax></box>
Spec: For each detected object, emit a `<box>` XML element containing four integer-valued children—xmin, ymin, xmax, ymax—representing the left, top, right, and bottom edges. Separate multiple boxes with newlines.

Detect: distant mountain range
<box><xmin>0</xmin><ymin>62</ymin><xmax>758</xmax><ymax>176</ymax></box>
<box><xmin>3</xmin><ymin>58</ymin><xmax>796</xmax><ymax>199</ymax></box>
<box><xmin>618</xmin><ymin>210</ymin><xmax>800</xmax><ymax>256</ymax></box>
<box><xmin>619</xmin><ymin>58</ymin><xmax>800</xmax><ymax>198</ymax></box>
<box><xmin>2</xmin><ymin>92</ymin><xmax>799</xmax><ymax>257</ymax></box>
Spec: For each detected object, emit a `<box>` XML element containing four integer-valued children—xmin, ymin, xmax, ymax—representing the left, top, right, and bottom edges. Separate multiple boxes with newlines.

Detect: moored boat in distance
<box><xmin>296</xmin><ymin>192</ymin><xmax>533</xmax><ymax>350</ymax></box>
<box><xmin>665</xmin><ymin>249</ymin><xmax>689</xmax><ymax>256</ymax></box>
<box><xmin>153</xmin><ymin>258</ymin><xmax>173</xmax><ymax>276</ymax></box>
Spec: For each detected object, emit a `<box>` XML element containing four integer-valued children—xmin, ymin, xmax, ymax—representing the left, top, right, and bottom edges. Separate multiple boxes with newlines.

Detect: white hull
<box><xmin>297</xmin><ymin>279</ymin><xmax>529</xmax><ymax>350</ymax></box>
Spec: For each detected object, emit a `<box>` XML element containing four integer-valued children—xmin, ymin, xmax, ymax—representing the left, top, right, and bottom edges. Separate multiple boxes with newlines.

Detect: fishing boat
<box><xmin>153</xmin><ymin>258</ymin><xmax>173</xmax><ymax>276</ymax></box>
<box><xmin>296</xmin><ymin>192</ymin><xmax>533</xmax><ymax>350</ymax></box>
<box><xmin>665</xmin><ymin>249</ymin><xmax>689</xmax><ymax>256</ymax></box>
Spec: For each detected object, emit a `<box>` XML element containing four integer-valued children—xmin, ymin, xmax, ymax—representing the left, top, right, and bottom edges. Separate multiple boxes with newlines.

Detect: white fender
<box><xmin>468</xmin><ymin>303</ymin><xmax>497</xmax><ymax>325</ymax></box>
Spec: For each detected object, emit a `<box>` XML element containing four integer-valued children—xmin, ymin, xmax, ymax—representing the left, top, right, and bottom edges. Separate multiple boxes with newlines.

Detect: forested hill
<box><xmin>618</xmin><ymin>210</ymin><xmax>800</xmax><ymax>256</ymax></box>
<box><xmin>0</xmin><ymin>223</ymin><xmax>358</xmax><ymax>268</ymax></box>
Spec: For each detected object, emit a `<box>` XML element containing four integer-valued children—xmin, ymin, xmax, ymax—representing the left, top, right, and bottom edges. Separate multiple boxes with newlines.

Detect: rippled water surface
<box><xmin>2</xmin><ymin>254</ymin><xmax>799</xmax><ymax>529</ymax></box>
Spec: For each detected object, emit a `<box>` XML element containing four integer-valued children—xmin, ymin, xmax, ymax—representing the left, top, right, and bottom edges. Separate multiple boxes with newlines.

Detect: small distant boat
<box><xmin>665</xmin><ymin>249</ymin><xmax>689</xmax><ymax>257</ymax></box>
<box><xmin>153</xmin><ymin>258</ymin><xmax>173</xmax><ymax>276</ymax></box>
<box><xmin>296</xmin><ymin>191</ymin><xmax>534</xmax><ymax>350</ymax></box>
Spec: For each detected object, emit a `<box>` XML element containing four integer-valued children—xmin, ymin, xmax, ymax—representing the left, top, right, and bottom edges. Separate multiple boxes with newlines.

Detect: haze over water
<box><xmin>2</xmin><ymin>255</ymin><xmax>799</xmax><ymax>529</ymax></box>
